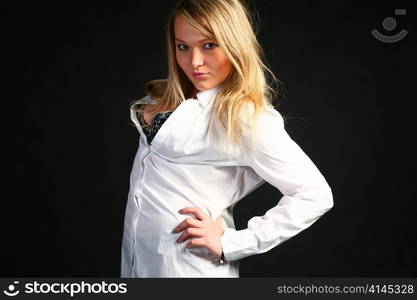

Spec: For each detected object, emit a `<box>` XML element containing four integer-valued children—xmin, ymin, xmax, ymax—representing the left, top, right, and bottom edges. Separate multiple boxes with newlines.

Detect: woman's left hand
<box><xmin>172</xmin><ymin>206</ymin><xmax>224</xmax><ymax>258</ymax></box>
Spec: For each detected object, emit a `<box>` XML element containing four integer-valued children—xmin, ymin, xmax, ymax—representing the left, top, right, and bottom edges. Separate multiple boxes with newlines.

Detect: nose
<box><xmin>191</xmin><ymin>47</ymin><xmax>204</xmax><ymax>69</ymax></box>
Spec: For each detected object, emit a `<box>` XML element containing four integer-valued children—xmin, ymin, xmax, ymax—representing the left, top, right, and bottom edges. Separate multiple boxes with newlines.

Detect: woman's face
<box><xmin>174</xmin><ymin>16</ymin><xmax>234</xmax><ymax>94</ymax></box>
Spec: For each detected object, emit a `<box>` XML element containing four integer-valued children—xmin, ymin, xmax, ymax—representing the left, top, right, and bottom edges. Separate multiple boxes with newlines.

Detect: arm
<box><xmin>220</xmin><ymin>108</ymin><xmax>334</xmax><ymax>261</ymax></box>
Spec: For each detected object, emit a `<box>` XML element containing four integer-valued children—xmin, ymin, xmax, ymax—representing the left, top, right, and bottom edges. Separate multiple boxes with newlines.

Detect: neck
<box><xmin>190</xmin><ymin>88</ymin><xmax>198</xmax><ymax>99</ymax></box>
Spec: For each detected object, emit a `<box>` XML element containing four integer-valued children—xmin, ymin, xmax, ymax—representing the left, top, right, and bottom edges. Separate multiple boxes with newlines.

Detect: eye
<box><xmin>176</xmin><ymin>44</ymin><xmax>188</xmax><ymax>51</ymax></box>
<box><xmin>175</xmin><ymin>43</ymin><xmax>218</xmax><ymax>51</ymax></box>
<box><xmin>204</xmin><ymin>42</ymin><xmax>218</xmax><ymax>49</ymax></box>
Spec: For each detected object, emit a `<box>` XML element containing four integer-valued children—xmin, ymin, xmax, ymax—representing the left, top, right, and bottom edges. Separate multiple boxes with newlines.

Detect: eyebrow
<box><xmin>175</xmin><ymin>38</ymin><xmax>213</xmax><ymax>43</ymax></box>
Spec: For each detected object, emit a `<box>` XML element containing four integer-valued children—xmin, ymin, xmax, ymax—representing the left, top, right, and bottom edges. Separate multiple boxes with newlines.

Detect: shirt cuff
<box><xmin>220</xmin><ymin>227</ymin><xmax>259</xmax><ymax>261</ymax></box>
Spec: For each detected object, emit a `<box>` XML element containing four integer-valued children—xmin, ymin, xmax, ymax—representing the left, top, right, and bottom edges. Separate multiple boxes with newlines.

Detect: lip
<box><xmin>192</xmin><ymin>72</ymin><xmax>208</xmax><ymax>79</ymax></box>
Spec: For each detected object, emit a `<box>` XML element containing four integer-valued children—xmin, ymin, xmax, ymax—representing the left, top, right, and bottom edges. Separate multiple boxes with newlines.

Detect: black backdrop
<box><xmin>2</xmin><ymin>0</ymin><xmax>416</xmax><ymax>277</ymax></box>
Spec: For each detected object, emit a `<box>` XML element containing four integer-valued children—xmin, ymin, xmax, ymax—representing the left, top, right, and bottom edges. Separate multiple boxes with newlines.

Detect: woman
<box><xmin>121</xmin><ymin>0</ymin><xmax>333</xmax><ymax>278</ymax></box>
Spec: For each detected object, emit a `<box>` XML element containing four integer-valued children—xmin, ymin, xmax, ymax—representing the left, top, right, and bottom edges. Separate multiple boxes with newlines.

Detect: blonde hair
<box><xmin>131</xmin><ymin>0</ymin><xmax>280</xmax><ymax>153</ymax></box>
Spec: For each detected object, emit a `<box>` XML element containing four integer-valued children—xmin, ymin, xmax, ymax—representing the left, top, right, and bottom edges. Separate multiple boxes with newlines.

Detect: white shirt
<box><xmin>120</xmin><ymin>84</ymin><xmax>333</xmax><ymax>278</ymax></box>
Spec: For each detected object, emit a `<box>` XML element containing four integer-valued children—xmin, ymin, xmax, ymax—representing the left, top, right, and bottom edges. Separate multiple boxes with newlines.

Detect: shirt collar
<box><xmin>195</xmin><ymin>83</ymin><xmax>222</xmax><ymax>108</ymax></box>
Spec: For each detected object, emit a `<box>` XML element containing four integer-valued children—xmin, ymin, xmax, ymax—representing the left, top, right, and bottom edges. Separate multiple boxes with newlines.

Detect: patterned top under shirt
<box><xmin>136</xmin><ymin>103</ymin><xmax>173</xmax><ymax>144</ymax></box>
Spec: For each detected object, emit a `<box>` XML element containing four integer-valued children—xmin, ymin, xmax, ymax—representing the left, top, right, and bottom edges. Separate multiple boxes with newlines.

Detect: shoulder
<box><xmin>236</xmin><ymin>102</ymin><xmax>289</xmax><ymax>157</ymax></box>
<box><xmin>130</xmin><ymin>95</ymin><xmax>159</xmax><ymax>117</ymax></box>
<box><xmin>131</xmin><ymin>94</ymin><xmax>158</xmax><ymax>107</ymax></box>
<box><xmin>239</xmin><ymin>102</ymin><xmax>285</xmax><ymax>133</ymax></box>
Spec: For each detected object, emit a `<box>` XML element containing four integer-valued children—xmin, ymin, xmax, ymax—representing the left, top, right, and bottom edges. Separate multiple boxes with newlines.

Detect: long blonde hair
<box><xmin>131</xmin><ymin>0</ymin><xmax>280</xmax><ymax>152</ymax></box>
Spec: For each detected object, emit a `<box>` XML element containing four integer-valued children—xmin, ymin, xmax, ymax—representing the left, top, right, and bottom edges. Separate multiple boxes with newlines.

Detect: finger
<box><xmin>215</xmin><ymin>215</ymin><xmax>223</xmax><ymax>225</ymax></box>
<box><xmin>177</xmin><ymin>227</ymin><xmax>203</xmax><ymax>243</ymax></box>
<box><xmin>173</xmin><ymin>217</ymin><xmax>201</xmax><ymax>233</ymax></box>
<box><xmin>179</xmin><ymin>207</ymin><xmax>207</xmax><ymax>221</ymax></box>
<box><xmin>185</xmin><ymin>237</ymin><xmax>206</xmax><ymax>249</ymax></box>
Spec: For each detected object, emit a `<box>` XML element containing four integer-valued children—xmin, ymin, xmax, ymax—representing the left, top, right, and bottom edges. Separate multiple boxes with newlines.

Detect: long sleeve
<box><xmin>220</xmin><ymin>107</ymin><xmax>334</xmax><ymax>261</ymax></box>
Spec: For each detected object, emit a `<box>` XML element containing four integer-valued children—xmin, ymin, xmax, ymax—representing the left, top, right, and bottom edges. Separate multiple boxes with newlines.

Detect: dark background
<box><xmin>1</xmin><ymin>0</ymin><xmax>416</xmax><ymax>277</ymax></box>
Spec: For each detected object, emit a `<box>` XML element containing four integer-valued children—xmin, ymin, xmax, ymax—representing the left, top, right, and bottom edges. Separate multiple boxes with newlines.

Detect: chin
<box><xmin>193</xmin><ymin>81</ymin><xmax>213</xmax><ymax>90</ymax></box>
